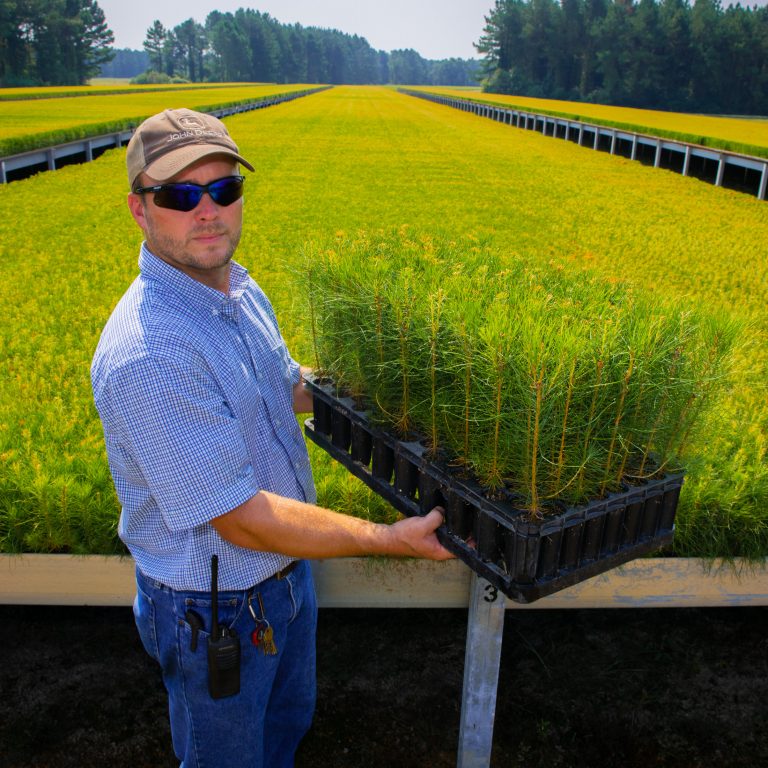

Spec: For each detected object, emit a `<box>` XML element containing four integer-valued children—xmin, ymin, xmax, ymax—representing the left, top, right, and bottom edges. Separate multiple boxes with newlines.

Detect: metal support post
<box><xmin>715</xmin><ymin>155</ymin><xmax>725</xmax><ymax>187</ymax></box>
<box><xmin>457</xmin><ymin>573</ymin><xmax>506</xmax><ymax>768</ymax></box>
<box><xmin>682</xmin><ymin>145</ymin><xmax>691</xmax><ymax>177</ymax></box>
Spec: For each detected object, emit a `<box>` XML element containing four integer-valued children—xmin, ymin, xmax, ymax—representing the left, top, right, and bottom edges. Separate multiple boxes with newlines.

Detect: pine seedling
<box><xmin>575</xmin><ymin>320</ymin><xmax>612</xmax><ymax>500</ymax></box>
<box><xmin>296</xmin><ymin>243</ymin><xmax>344</xmax><ymax>381</ymax></box>
<box><xmin>472</xmin><ymin>294</ymin><xmax>520</xmax><ymax>493</ymax></box>
<box><xmin>553</xmin><ymin>355</ymin><xmax>578</xmax><ymax>495</ymax></box>
<box><xmin>601</xmin><ymin>350</ymin><xmax>635</xmax><ymax>496</ymax></box>
<box><xmin>426</xmin><ymin>288</ymin><xmax>446</xmax><ymax>455</ymax></box>
<box><xmin>301</xmin><ymin>244</ymin><xmax>323</xmax><ymax>373</ymax></box>
<box><xmin>390</xmin><ymin>268</ymin><xmax>416</xmax><ymax>435</ymax></box>
<box><xmin>440</xmin><ymin>269</ymin><xmax>490</xmax><ymax>468</ymax></box>
<box><xmin>511</xmin><ymin>298</ymin><xmax>583</xmax><ymax>514</ymax></box>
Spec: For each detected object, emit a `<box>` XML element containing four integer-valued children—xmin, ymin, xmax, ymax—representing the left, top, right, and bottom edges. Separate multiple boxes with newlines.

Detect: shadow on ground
<box><xmin>0</xmin><ymin>604</ymin><xmax>766</xmax><ymax>767</ymax></box>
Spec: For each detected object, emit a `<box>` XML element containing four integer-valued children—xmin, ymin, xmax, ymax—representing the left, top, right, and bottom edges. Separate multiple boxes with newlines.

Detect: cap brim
<box><xmin>144</xmin><ymin>145</ymin><xmax>255</xmax><ymax>183</ymax></box>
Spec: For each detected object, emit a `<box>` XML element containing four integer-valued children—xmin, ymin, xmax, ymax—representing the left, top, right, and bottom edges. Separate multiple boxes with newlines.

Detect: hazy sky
<box><xmin>97</xmin><ymin>0</ymin><xmax>492</xmax><ymax>61</ymax></box>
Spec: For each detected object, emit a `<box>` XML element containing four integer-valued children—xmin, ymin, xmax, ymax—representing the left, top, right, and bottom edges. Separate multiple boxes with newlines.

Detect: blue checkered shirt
<box><xmin>91</xmin><ymin>245</ymin><xmax>316</xmax><ymax>591</ymax></box>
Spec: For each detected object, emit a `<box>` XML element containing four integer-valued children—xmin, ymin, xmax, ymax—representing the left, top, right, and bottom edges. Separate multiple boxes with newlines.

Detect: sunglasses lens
<box><xmin>209</xmin><ymin>177</ymin><xmax>245</xmax><ymax>206</ymax></box>
<box><xmin>151</xmin><ymin>177</ymin><xmax>244</xmax><ymax>211</ymax></box>
<box><xmin>153</xmin><ymin>185</ymin><xmax>203</xmax><ymax>212</ymax></box>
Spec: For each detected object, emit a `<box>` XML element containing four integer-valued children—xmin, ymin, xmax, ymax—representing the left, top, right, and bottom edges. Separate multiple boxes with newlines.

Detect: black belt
<box><xmin>273</xmin><ymin>560</ymin><xmax>299</xmax><ymax>580</ymax></box>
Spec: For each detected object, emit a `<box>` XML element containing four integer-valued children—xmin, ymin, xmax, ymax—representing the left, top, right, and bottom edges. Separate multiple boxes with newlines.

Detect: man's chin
<box><xmin>189</xmin><ymin>241</ymin><xmax>236</xmax><ymax>267</ymax></box>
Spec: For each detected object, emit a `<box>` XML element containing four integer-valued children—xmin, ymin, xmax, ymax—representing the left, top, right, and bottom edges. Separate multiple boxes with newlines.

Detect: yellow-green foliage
<box><xmin>416</xmin><ymin>86</ymin><xmax>768</xmax><ymax>159</ymax></box>
<box><xmin>0</xmin><ymin>83</ymin><xmax>319</xmax><ymax>156</ymax></box>
<box><xmin>1</xmin><ymin>86</ymin><xmax>766</xmax><ymax>558</ymax></box>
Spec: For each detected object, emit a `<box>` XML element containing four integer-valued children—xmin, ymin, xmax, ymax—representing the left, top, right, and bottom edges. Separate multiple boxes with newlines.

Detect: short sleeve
<box><xmin>288</xmin><ymin>356</ymin><xmax>301</xmax><ymax>386</ymax></box>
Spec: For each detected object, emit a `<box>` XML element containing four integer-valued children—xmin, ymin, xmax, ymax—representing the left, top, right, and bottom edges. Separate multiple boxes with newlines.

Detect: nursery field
<box><xmin>0</xmin><ymin>82</ymin><xmax>260</xmax><ymax>101</ymax></box>
<box><xmin>0</xmin><ymin>82</ymin><xmax>316</xmax><ymax>157</ymax></box>
<box><xmin>416</xmin><ymin>86</ymin><xmax>768</xmax><ymax>159</ymax></box>
<box><xmin>0</xmin><ymin>85</ymin><xmax>767</xmax><ymax>559</ymax></box>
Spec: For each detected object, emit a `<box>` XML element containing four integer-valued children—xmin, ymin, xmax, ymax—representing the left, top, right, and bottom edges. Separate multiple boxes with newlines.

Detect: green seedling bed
<box><xmin>304</xmin><ymin>374</ymin><xmax>683</xmax><ymax>603</ymax></box>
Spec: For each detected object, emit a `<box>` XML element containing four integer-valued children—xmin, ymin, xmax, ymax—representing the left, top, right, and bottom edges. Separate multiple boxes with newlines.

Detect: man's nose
<box><xmin>193</xmin><ymin>191</ymin><xmax>220</xmax><ymax>218</ymax></box>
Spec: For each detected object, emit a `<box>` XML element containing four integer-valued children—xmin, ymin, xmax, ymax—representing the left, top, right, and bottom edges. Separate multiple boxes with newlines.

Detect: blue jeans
<box><xmin>133</xmin><ymin>560</ymin><xmax>317</xmax><ymax>768</ymax></box>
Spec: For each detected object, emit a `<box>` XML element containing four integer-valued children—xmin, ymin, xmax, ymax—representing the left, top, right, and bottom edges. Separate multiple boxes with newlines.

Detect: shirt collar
<box><xmin>138</xmin><ymin>243</ymin><xmax>250</xmax><ymax>321</ymax></box>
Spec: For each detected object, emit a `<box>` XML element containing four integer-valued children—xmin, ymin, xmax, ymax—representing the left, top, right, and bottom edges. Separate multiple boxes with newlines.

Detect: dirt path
<box><xmin>1</xmin><ymin>604</ymin><xmax>766</xmax><ymax>767</ymax></box>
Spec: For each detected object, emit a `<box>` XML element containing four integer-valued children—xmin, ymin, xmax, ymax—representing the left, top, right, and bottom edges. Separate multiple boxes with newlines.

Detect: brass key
<box><xmin>248</xmin><ymin>592</ymin><xmax>278</xmax><ymax>656</ymax></box>
<box><xmin>260</xmin><ymin>622</ymin><xmax>277</xmax><ymax>656</ymax></box>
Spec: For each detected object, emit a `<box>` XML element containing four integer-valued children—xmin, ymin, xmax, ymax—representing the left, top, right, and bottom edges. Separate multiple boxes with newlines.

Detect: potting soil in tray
<box><xmin>303</xmin><ymin>374</ymin><xmax>683</xmax><ymax>603</ymax></box>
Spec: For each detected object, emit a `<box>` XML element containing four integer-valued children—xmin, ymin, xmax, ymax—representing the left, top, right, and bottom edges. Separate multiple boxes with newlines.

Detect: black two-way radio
<box><xmin>207</xmin><ymin>554</ymin><xmax>241</xmax><ymax>699</ymax></box>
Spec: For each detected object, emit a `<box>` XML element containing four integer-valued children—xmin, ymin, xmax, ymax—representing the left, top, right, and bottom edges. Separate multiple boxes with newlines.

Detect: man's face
<box><xmin>127</xmin><ymin>156</ymin><xmax>244</xmax><ymax>292</ymax></box>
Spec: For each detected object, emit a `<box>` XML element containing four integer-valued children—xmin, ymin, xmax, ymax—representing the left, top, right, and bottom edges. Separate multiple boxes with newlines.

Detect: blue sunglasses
<box><xmin>134</xmin><ymin>175</ymin><xmax>245</xmax><ymax>212</ymax></box>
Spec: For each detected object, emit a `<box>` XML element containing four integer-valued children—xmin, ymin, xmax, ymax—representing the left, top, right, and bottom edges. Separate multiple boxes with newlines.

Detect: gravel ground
<box><xmin>0</xmin><ymin>603</ymin><xmax>766</xmax><ymax>767</ymax></box>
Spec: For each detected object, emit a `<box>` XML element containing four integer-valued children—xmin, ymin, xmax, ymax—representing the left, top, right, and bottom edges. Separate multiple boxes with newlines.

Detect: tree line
<box><xmin>99</xmin><ymin>49</ymin><xmax>148</xmax><ymax>79</ymax></box>
<box><xmin>477</xmin><ymin>0</ymin><xmax>768</xmax><ymax>115</ymax></box>
<box><xmin>0</xmin><ymin>0</ymin><xmax>114</xmax><ymax>86</ymax></box>
<box><xmin>135</xmin><ymin>10</ymin><xmax>480</xmax><ymax>86</ymax></box>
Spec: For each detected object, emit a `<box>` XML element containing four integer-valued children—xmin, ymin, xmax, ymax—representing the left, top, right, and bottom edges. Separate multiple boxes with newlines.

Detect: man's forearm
<box><xmin>211</xmin><ymin>491</ymin><xmax>391</xmax><ymax>557</ymax></box>
<box><xmin>210</xmin><ymin>490</ymin><xmax>453</xmax><ymax>561</ymax></box>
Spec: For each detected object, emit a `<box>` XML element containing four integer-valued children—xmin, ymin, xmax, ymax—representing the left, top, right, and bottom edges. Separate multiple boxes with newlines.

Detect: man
<box><xmin>91</xmin><ymin>108</ymin><xmax>452</xmax><ymax>768</ymax></box>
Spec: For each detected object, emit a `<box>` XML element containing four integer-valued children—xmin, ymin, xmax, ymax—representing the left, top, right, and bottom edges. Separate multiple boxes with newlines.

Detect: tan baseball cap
<box><xmin>126</xmin><ymin>108</ymin><xmax>255</xmax><ymax>189</ymax></box>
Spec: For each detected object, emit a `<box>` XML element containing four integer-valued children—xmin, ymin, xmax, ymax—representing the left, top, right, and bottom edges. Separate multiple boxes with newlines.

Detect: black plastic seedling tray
<box><xmin>304</xmin><ymin>374</ymin><xmax>683</xmax><ymax>603</ymax></box>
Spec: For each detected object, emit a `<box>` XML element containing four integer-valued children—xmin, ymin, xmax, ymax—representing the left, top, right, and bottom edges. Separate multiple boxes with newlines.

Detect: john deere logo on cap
<box><xmin>179</xmin><ymin>116</ymin><xmax>205</xmax><ymax>130</ymax></box>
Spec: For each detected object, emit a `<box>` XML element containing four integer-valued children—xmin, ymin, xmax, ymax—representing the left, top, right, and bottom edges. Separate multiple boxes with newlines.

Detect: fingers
<box><xmin>389</xmin><ymin>507</ymin><xmax>454</xmax><ymax>560</ymax></box>
<box><xmin>423</xmin><ymin>506</ymin><xmax>446</xmax><ymax>529</ymax></box>
<box><xmin>422</xmin><ymin>507</ymin><xmax>455</xmax><ymax>560</ymax></box>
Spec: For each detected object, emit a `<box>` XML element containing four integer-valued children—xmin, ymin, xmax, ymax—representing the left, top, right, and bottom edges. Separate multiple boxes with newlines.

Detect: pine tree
<box><xmin>143</xmin><ymin>20</ymin><xmax>166</xmax><ymax>74</ymax></box>
<box><xmin>77</xmin><ymin>0</ymin><xmax>114</xmax><ymax>83</ymax></box>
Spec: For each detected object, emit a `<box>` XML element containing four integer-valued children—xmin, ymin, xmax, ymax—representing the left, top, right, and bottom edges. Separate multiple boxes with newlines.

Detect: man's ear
<box><xmin>127</xmin><ymin>192</ymin><xmax>148</xmax><ymax>232</ymax></box>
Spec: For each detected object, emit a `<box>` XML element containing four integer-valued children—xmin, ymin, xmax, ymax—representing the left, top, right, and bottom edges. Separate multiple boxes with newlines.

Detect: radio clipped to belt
<box><xmin>207</xmin><ymin>554</ymin><xmax>241</xmax><ymax>699</ymax></box>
